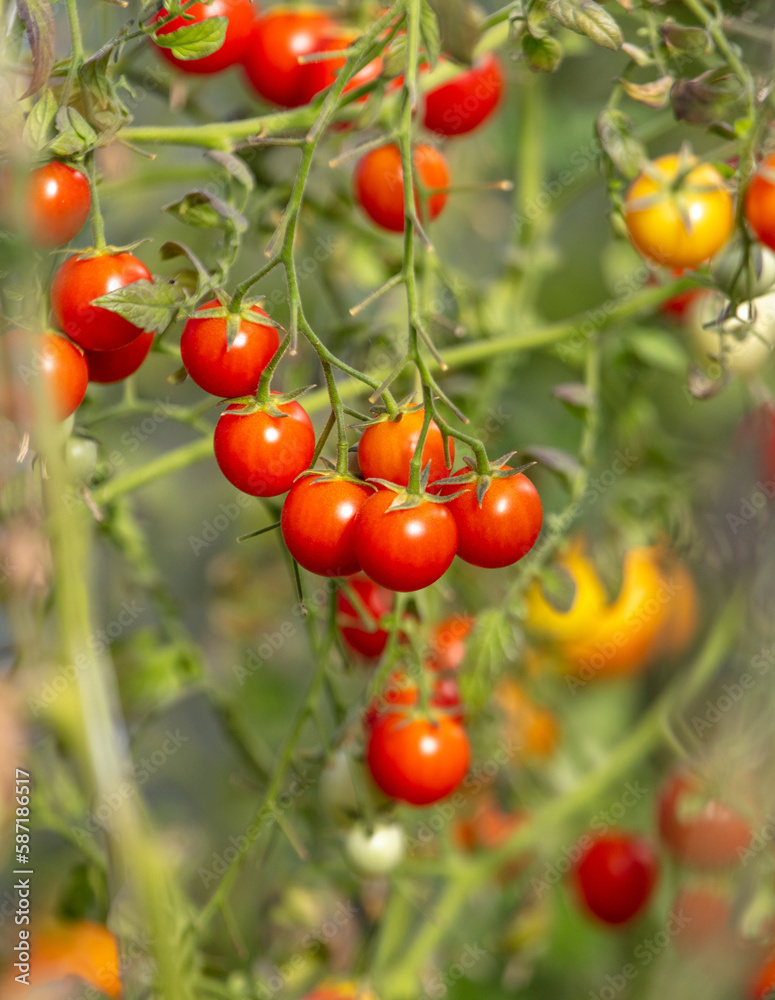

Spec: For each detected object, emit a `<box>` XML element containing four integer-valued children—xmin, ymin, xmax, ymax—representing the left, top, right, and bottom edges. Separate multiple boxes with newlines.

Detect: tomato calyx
<box><xmin>59</xmin><ymin>240</ymin><xmax>149</xmax><ymax>260</ymax></box>
<box><xmin>295</xmin><ymin>466</ymin><xmax>377</xmax><ymax>491</ymax></box>
<box><xmin>367</xmin><ymin>464</ymin><xmax>464</xmax><ymax>508</ymax></box>
<box><xmin>434</xmin><ymin>454</ymin><xmax>537</xmax><ymax>507</ymax></box>
<box><xmin>627</xmin><ymin>146</ymin><xmax>729</xmax><ymax>230</ymax></box>
<box><xmin>217</xmin><ymin>384</ymin><xmax>315</xmax><ymax>418</ymax></box>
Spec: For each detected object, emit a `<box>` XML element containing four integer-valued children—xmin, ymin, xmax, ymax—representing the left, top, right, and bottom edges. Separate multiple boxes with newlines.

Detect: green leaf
<box><xmin>523</xmin><ymin>34</ymin><xmax>563</xmax><ymax>73</ymax></box>
<box><xmin>207</xmin><ymin>150</ymin><xmax>254</xmax><ymax>190</ymax></box>
<box><xmin>419</xmin><ymin>0</ymin><xmax>442</xmax><ymax>69</ymax></box>
<box><xmin>79</xmin><ymin>47</ymin><xmax>132</xmax><ymax>138</ymax></box>
<box><xmin>152</xmin><ymin>16</ymin><xmax>227</xmax><ymax>61</ymax></box>
<box><xmin>49</xmin><ymin>106</ymin><xmax>99</xmax><ymax>157</ymax></box>
<box><xmin>527</xmin><ymin>0</ymin><xmax>552</xmax><ymax>39</ymax></box>
<box><xmin>16</xmin><ymin>0</ymin><xmax>55</xmax><ymax>97</ymax></box>
<box><xmin>619</xmin><ymin>75</ymin><xmax>673</xmax><ymax>109</ymax></box>
<box><xmin>659</xmin><ymin>19</ymin><xmax>710</xmax><ymax>58</ymax></box>
<box><xmin>22</xmin><ymin>89</ymin><xmax>57</xmax><ymax>152</ymax></box>
<box><xmin>163</xmin><ymin>190</ymin><xmax>248</xmax><ymax>231</ymax></box>
<box><xmin>627</xmin><ymin>329</ymin><xmax>688</xmax><ymax>375</ymax></box>
<box><xmin>94</xmin><ymin>277</ymin><xmax>185</xmax><ymax>334</ymax></box>
<box><xmin>159</xmin><ymin>240</ymin><xmax>211</xmax><ymax>289</ymax></box>
<box><xmin>597</xmin><ymin>109</ymin><xmax>645</xmax><ymax>180</ymax></box>
<box><xmin>427</xmin><ymin>0</ymin><xmax>481</xmax><ymax>65</ymax></box>
<box><xmin>522</xmin><ymin>445</ymin><xmax>581</xmax><ymax>482</ymax></box>
<box><xmin>547</xmin><ymin>0</ymin><xmax>622</xmax><ymax>51</ymax></box>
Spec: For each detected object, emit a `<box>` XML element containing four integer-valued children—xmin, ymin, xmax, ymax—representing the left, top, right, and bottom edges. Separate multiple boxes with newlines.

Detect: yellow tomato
<box><xmin>624</xmin><ymin>153</ymin><xmax>734</xmax><ymax>270</ymax></box>
<box><xmin>524</xmin><ymin>537</ymin><xmax>608</xmax><ymax>643</ymax></box>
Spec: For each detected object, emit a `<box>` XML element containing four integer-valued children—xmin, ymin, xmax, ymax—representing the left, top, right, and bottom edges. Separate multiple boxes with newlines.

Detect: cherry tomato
<box><xmin>2</xmin><ymin>330</ymin><xmax>88</xmax><ymax>424</ymax></box>
<box><xmin>423</xmin><ymin>53</ymin><xmax>504</xmax><ymax>137</ymax></box>
<box><xmin>151</xmin><ymin>0</ymin><xmax>255</xmax><ymax>74</ymax></box>
<box><xmin>281</xmin><ymin>474</ymin><xmax>372</xmax><ymax>576</ymax></box>
<box><xmin>439</xmin><ymin>468</ymin><xmax>542</xmax><ymax>568</ymax></box>
<box><xmin>573</xmin><ymin>832</ymin><xmax>659</xmax><ymax>926</ymax></box>
<box><xmin>366</xmin><ymin>711</ymin><xmax>470</xmax><ymax>806</ymax></box>
<box><xmin>493</xmin><ymin>678</ymin><xmax>559</xmax><ymax>759</ymax></box>
<box><xmin>302</xmin><ymin>981</ymin><xmax>376</xmax><ymax>1000</ymax></box>
<box><xmin>354</xmin><ymin>143</ymin><xmax>450</xmax><ymax>233</ymax></box>
<box><xmin>561</xmin><ymin>546</ymin><xmax>672</xmax><ymax>680</ymax></box>
<box><xmin>180</xmin><ymin>298</ymin><xmax>279</xmax><ymax>398</ymax></box>
<box><xmin>670</xmin><ymin>886</ymin><xmax>733</xmax><ymax>955</ymax></box>
<box><xmin>425</xmin><ymin>613</ymin><xmax>474</xmax><ymax>671</ymax></box>
<box><xmin>336</xmin><ymin>574</ymin><xmax>395</xmax><ymax>659</ymax></box>
<box><xmin>51</xmin><ymin>253</ymin><xmax>152</xmax><ymax>352</ymax></box>
<box><xmin>345</xmin><ymin>821</ymin><xmax>405</xmax><ymax>875</ymax></box>
<box><xmin>213</xmin><ymin>397</ymin><xmax>315</xmax><ymax>497</ymax></box>
<box><xmin>653</xmin><ymin>557</ymin><xmax>699</xmax><ymax>660</ymax></box>
<box><xmin>0</xmin><ymin>920</ymin><xmax>121</xmax><ymax>999</ymax></box>
<box><xmin>524</xmin><ymin>537</ymin><xmax>608</xmax><ymax>643</ymax></box>
<box><xmin>358</xmin><ymin>409</ymin><xmax>453</xmax><ymax>486</ymax></box>
<box><xmin>84</xmin><ymin>331</ymin><xmax>154</xmax><ymax>384</ymax></box>
<box><xmin>624</xmin><ymin>154</ymin><xmax>734</xmax><ymax>269</ymax></box>
<box><xmin>750</xmin><ymin>957</ymin><xmax>775</xmax><ymax>1000</ymax></box>
<box><xmin>0</xmin><ymin>161</ymin><xmax>91</xmax><ymax>248</ymax></box>
<box><xmin>745</xmin><ymin>153</ymin><xmax>775</xmax><ymax>253</ymax></box>
<box><xmin>689</xmin><ymin>289</ymin><xmax>775</xmax><ymax>378</ymax></box>
<box><xmin>295</xmin><ymin>31</ymin><xmax>383</xmax><ymax>107</ymax></box>
<box><xmin>242</xmin><ymin>10</ymin><xmax>337</xmax><ymax>107</ymax></box>
<box><xmin>453</xmin><ymin>792</ymin><xmax>525</xmax><ymax>862</ymax></box>
<box><xmin>353</xmin><ymin>489</ymin><xmax>457</xmax><ymax>592</ymax></box>
<box><xmin>657</xmin><ymin>771</ymin><xmax>752</xmax><ymax>868</ymax></box>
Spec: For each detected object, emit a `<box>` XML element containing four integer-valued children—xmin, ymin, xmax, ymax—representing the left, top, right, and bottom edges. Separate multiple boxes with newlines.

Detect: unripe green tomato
<box><xmin>319</xmin><ymin>749</ymin><xmax>365</xmax><ymax>827</ymax></box>
<box><xmin>64</xmin><ymin>435</ymin><xmax>99</xmax><ymax>484</ymax></box>
<box><xmin>689</xmin><ymin>290</ymin><xmax>775</xmax><ymax>377</ymax></box>
<box><xmin>710</xmin><ymin>241</ymin><xmax>775</xmax><ymax>301</ymax></box>
<box><xmin>345</xmin><ymin>822</ymin><xmax>405</xmax><ymax>876</ymax></box>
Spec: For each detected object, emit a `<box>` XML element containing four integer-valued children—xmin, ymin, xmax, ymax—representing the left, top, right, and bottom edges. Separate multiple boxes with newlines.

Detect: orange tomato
<box><xmin>0</xmin><ymin>921</ymin><xmax>121</xmax><ymax>998</ymax></box>
<box><xmin>494</xmin><ymin>678</ymin><xmax>559</xmax><ymax>758</ymax></box>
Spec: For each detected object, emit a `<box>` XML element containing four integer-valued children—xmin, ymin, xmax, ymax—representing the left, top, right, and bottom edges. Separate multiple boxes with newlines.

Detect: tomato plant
<box><xmin>151</xmin><ymin>0</ymin><xmax>255</xmax><ymax>74</ymax></box>
<box><xmin>366</xmin><ymin>712</ymin><xmax>471</xmax><ymax>806</ymax></box>
<box><xmin>335</xmin><ymin>574</ymin><xmax>396</xmax><ymax>660</ymax></box>
<box><xmin>50</xmin><ymin>253</ymin><xmax>153</xmax><ymax>351</ymax></box>
<box><xmin>213</xmin><ymin>397</ymin><xmax>315</xmax><ymax>497</ymax></box>
<box><xmin>354</xmin><ymin>143</ymin><xmax>450</xmax><ymax>232</ymax></box>
<box><xmin>573</xmin><ymin>833</ymin><xmax>659</xmax><ymax>926</ymax></box>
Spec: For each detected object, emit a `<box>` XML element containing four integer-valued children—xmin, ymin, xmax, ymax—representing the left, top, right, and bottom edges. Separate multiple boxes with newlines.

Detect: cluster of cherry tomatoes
<box><xmin>150</xmin><ymin>2</ymin><xmax>504</xmax><ymax>233</ymax></box>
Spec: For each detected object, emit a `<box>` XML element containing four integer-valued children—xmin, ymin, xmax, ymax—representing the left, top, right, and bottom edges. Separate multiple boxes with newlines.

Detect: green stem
<box><xmin>85</xmin><ymin>154</ymin><xmax>106</xmax><ymax>252</ymax></box>
<box><xmin>682</xmin><ymin>0</ymin><xmax>754</xmax><ymax>112</ymax></box>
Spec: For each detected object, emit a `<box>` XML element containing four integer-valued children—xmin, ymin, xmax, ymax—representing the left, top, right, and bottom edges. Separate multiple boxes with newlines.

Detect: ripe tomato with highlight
<box><xmin>151</xmin><ymin>0</ymin><xmax>255</xmax><ymax>74</ymax></box>
<box><xmin>357</xmin><ymin>409</ymin><xmax>453</xmax><ymax>486</ymax></box>
<box><xmin>354</xmin><ymin>143</ymin><xmax>450</xmax><ymax>233</ymax></box>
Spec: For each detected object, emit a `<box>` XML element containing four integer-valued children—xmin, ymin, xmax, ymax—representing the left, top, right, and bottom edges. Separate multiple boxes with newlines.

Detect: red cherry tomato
<box><xmin>358</xmin><ymin>409</ymin><xmax>453</xmax><ymax>486</ymax></box>
<box><xmin>242</xmin><ymin>10</ymin><xmax>336</xmax><ymax>107</ymax></box>
<box><xmin>366</xmin><ymin>711</ymin><xmax>470</xmax><ymax>806</ymax></box>
<box><xmin>213</xmin><ymin>397</ymin><xmax>315</xmax><ymax>497</ymax></box>
<box><xmin>295</xmin><ymin>31</ymin><xmax>383</xmax><ymax>106</ymax></box>
<box><xmin>657</xmin><ymin>771</ymin><xmax>752</xmax><ymax>868</ymax></box>
<box><xmin>751</xmin><ymin>957</ymin><xmax>775</xmax><ymax>1000</ymax></box>
<box><xmin>84</xmin><ymin>331</ymin><xmax>154</xmax><ymax>384</ymax></box>
<box><xmin>51</xmin><ymin>253</ymin><xmax>152</xmax><ymax>352</ymax></box>
<box><xmin>422</xmin><ymin>53</ymin><xmax>504</xmax><ymax>137</ymax></box>
<box><xmin>354</xmin><ymin>143</ymin><xmax>450</xmax><ymax>233</ymax></box>
<box><xmin>151</xmin><ymin>0</ymin><xmax>255</xmax><ymax>74</ymax></box>
<box><xmin>425</xmin><ymin>613</ymin><xmax>474</xmax><ymax>671</ymax></box>
<box><xmin>180</xmin><ymin>298</ymin><xmax>279</xmax><ymax>398</ymax></box>
<box><xmin>745</xmin><ymin>153</ymin><xmax>775</xmax><ymax>253</ymax></box>
<box><xmin>280</xmin><ymin>474</ymin><xmax>372</xmax><ymax>576</ymax></box>
<box><xmin>353</xmin><ymin>489</ymin><xmax>457</xmax><ymax>592</ymax></box>
<box><xmin>573</xmin><ymin>832</ymin><xmax>659</xmax><ymax>926</ymax></box>
<box><xmin>2</xmin><ymin>331</ymin><xmax>88</xmax><ymax>423</ymax></box>
<box><xmin>336</xmin><ymin>575</ymin><xmax>395</xmax><ymax>659</ymax></box>
<box><xmin>439</xmin><ymin>468</ymin><xmax>542</xmax><ymax>568</ymax></box>
<box><xmin>0</xmin><ymin>162</ymin><xmax>91</xmax><ymax>248</ymax></box>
